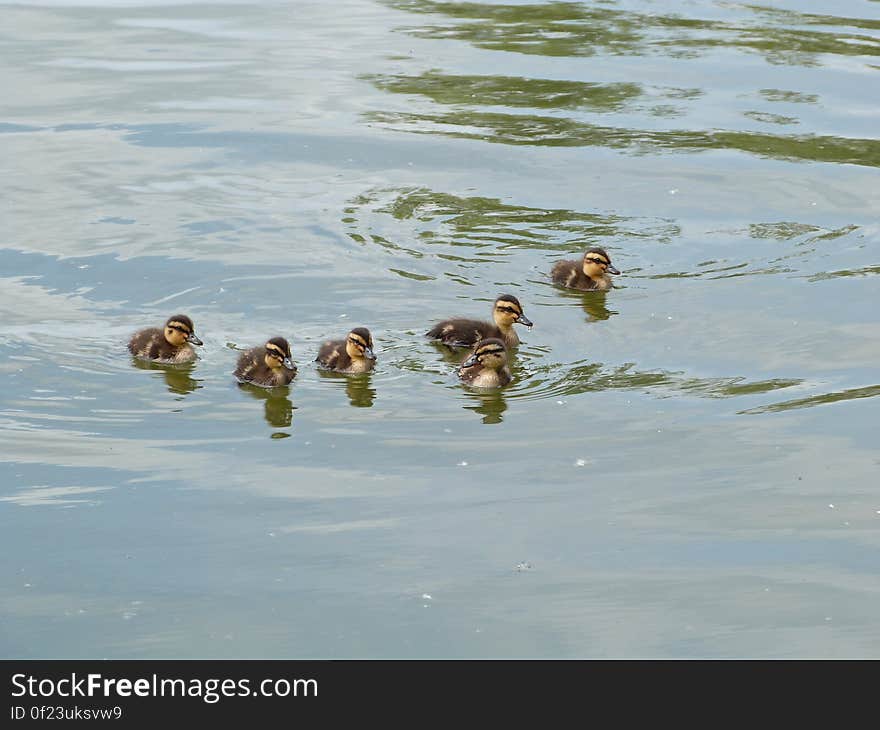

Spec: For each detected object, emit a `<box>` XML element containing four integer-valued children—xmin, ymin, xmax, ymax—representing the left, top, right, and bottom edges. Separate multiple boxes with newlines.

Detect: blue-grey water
<box><xmin>1</xmin><ymin>0</ymin><xmax>878</xmax><ymax>658</ymax></box>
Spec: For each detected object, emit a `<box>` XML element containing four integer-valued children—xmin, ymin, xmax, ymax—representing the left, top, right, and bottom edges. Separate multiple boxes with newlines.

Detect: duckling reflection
<box><xmin>130</xmin><ymin>357</ymin><xmax>201</xmax><ymax>396</ymax></box>
<box><xmin>316</xmin><ymin>369</ymin><xmax>377</xmax><ymax>407</ymax></box>
<box><xmin>462</xmin><ymin>388</ymin><xmax>508</xmax><ymax>425</ymax></box>
<box><xmin>345</xmin><ymin>374</ymin><xmax>376</xmax><ymax>408</ymax></box>
<box><xmin>238</xmin><ymin>383</ymin><xmax>294</xmax><ymax>428</ymax></box>
<box><xmin>579</xmin><ymin>290</ymin><xmax>617</xmax><ymax>322</ymax></box>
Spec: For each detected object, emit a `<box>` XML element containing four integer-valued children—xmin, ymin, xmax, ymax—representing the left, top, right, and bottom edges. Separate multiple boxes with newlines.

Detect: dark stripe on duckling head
<box><xmin>494</xmin><ymin>294</ymin><xmax>532</xmax><ymax>327</ymax></box>
<box><xmin>165</xmin><ymin>314</ymin><xmax>195</xmax><ymax>335</ymax></box>
<box><xmin>166</xmin><ymin>314</ymin><xmax>194</xmax><ymax>334</ymax></box>
<box><xmin>348</xmin><ymin>327</ymin><xmax>376</xmax><ymax>360</ymax></box>
<box><xmin>266</xmin><ymin>337</ymin><xmax>291</xmax><ymax>358</ymax></box>
<box><xmin>494</xmin><ymin>294</ymin><xmax>522</xmax><ymax>314</ymax></box>
<box><xmin>583</xmin><ymin>247</ymin><xmax>620</xmax><ymax>275</ymax></box>
<box><xmin>583</xmin><ymin>247</ymin><xmax>610</xmax><ymax>265</ymax></box>
<box><xmin>462</xmin><ymin>337</ymin><xmax>506</xmax><ymax>368</ymax></box>
<box><xmin>348</xmin><ymin>327</ymin><xmax>372</xmax><ymax>348</ymax></box>
<box><xmin>474</xmin><ymin>339</ymin><xmax>506</xmax><ymax>357</ymax></box>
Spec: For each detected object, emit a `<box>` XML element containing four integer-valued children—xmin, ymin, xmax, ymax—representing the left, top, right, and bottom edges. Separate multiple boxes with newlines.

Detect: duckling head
<box><xmin>461</xmin><ymin>337</ymin><xmax>508</xmax><ymax>372</ymax></box>
<box><xmin>164</xmin><ymin>315</ymin><xmax>203</xmax><ymax>348</ymax></box>
<box><xmin>345</xmin><ymin>327</ymin><xmax>376</xmax><ymax>361</ymax></box>
<box><xmin>492</xmin><ymin>294</ymin><xmax>532</xmax><ymax>330</ymax></box>
<box><xmin>263</xmin><ymin>337</ymin><xmax>296</xmax><ymax>371</ymax></box>
<box><xmin>582</xmin><ymin>247</ymin><xmax>621</xmax><ymax>278</ymax></box>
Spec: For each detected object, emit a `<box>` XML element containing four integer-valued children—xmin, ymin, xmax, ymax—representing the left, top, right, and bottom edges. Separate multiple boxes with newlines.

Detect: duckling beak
<box><xmin>364</xmin><ymin>347</ymin><xmax>376</xmax><ymax>360</ymax></box>
<box><xmin>187</xmin><ymin>333</ymin><xmax>203</xmax><ymax>346</ymax></box>
<box><xmin>282</xmin><ymin>357</ymin><xmax>296</xmax><ymax>371</ymax></box>
<box><xmin>461</xmin><ymin>353</ymin><xmax>479</xmax><ymax>369</ymax></box>
<box><xmin>516</xmin><ymin>313</ymin><xmax>533</xmax><ymax>328</ymax></box>
<box><xmin>607</xmin><ymin>264</ymin><xmax>621</xmax><ymax>275</ymax></box>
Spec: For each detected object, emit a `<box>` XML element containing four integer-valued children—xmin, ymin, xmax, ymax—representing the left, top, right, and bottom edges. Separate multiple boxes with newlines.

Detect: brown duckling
<box><xmin>551</xmin><ymin>247</ymin><xmax>620</xmax><ymax>291</ymax></box>
<box><xmin>234</xmin><ymin>336</ymin><xmax>297</xmax><ymax>387</ymax></box>
<box><xmin>315</xmin><ymin>327</ymin><xmax>376</xmax><ymax>374</ymax></box>
<box><xmin>458</xmin><ymin>338</ymin><xmax>512</xmax><ymax>388</ymax></box>
<box><xmin>426</xmin><ymin>294</ymin><xmax>532</xmax><ymax>349</ymax></box>
<box><xmin>128</xmin><ymin>314</ymin><xmax>203</xmax><ymax>363</ymax></box>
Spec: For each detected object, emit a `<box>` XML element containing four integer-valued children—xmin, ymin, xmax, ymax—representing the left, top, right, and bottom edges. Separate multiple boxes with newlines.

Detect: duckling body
<box><xmin>315</xmin><ymin>327</ymin><xmax>376</xmax><ymax>374</ymax></box>
<box><xmin>234</xmin><ymin>337</ymin><xmax>297</xmax><ymax>388</ymax></box>
<box><xmin>551</xmin><ymin>247</ymin><xmax>620</xmax><ymax>291</ymax></box>
<box><xmin>128</xmin><ymin>314</ymin><xmax>203</xmax><ymax>363</ymax></box>
<box><xmin>458</xmin><ymin>338</ymin><xmax>511</xmax><ymax>388</ymax></box>
<box><xmin>427</xmin><ymin>294</ymin><xmax>532</xmax><ymax>349</ymax></box>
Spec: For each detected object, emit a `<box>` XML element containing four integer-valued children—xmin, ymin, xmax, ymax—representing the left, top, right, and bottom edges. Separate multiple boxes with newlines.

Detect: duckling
<box><xmin>128</xmin><ymin>314</ymin><xmax>203</xmax><ymax>363</ymax></box>
<box><xmin>315</xmin><ymin>327</ymin><xmax>376</xmax><ymax>374</ymax></box>
<box><xmin>551</xmin><ymin>247</ymin><xmax>621</xmax><ymax>291</ymax></box>
<box><xmin>458</xmin><ymin>338</ymin><xmax>512</xmax><ymax>388</ymax></box>
<box><xmin>426</xmin><ymin>294</ymin><xmax>533</xmax><ymax>349</ymax></box>
<box><xmin>234</xmin><ymin>337</ymin><xmax>297</xmax><ymax>388</ymax></box>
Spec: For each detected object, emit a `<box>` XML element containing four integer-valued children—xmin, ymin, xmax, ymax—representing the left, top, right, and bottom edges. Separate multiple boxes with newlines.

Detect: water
<box><xmin>1</xmin><ymin>0</ymin><xmax>878</xmax><ymax>658</ymax></box>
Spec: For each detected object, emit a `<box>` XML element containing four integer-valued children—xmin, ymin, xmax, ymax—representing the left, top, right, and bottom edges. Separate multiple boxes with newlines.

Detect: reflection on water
<box><xmin>369</xmin><ymin>2</ymin><xmax>880</xmax><ymax>168</ymax></box>
<box><xmin>367</xmin><ymin>70</ymin><xmax>701</xmax><ymax>119</ymax></box>
<box><xmin>740</xmin><ymin>384</ymin><xmax>880</xmax><ymax>415</ymax></box>
<box><xmin>346</xmin><ymin>187</ymin><xmax>677</xmax><ymax>285</ymax></box>
<box><xmin>462</xmin><ymin>387</ymin><xmax>507</xmax><ymax>424</ymax></box>
<box><xmin>238</xmin><ymin>383</ymin><xmax>295</xmax><ymax>430</ymax></box>
<box><xmin>317</xmin><ymin>370</ymin><xmax>377</xmax><ymax>408</ymax></box>
<box><xmin>504</xmin><ymin>358</ymin><xmax>803</xmax><ymax>403</ymax></box>
<box><xmin>384</xmin><ymin>1</ymin><xmax>880</xmax><ymax>66</ymax></box>
<box><xmin>578</xmin><ymin>290</ymin><xmax>616</xmax><ymax>323</ymax></box>
<box><xmin>130</xmin><ymin>358</ymin><xmax>201</xmax><ymax>397</ymax></box>
<box><xmin>366</xmin><ymin>109</ymin><xmax>880</xmax><ymax>167</ymax></box>
<box><xmin>345</xmin><ymin>374</ymin><xmax>376</xmax><ymax>408</ymax></box>
<box><xmin>368</xmin><ymin>71</ymin><xmax>648</xmax><ymax>112</ymax></box>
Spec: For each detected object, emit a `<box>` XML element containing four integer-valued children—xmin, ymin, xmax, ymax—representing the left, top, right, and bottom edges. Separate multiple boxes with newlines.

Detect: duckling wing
<box><xmin>551</xmin><ymin>259</ymin><xmax>580</xmax><ymax>288</ymax></box>
<box><xmin>427</xmin><ymin>319</ymin><xmax>492</xmax><ymax>348</ymax></box>
<box><xmin>234</xmin><ymin>348</ymin><xmax>261</xmax><ymax>381</ymax></box>
<box><xmin>128</xmin><ymin>328</ymin><xmax>164</xmax><ymax>359</ymax></box>
<box><xmin>315</xmin><ymin>339</ymin><xmax>346</xmax><ymax>370</ymax></box>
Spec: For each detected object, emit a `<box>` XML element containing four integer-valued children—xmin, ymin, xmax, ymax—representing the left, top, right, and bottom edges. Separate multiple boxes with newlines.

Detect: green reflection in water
<box><xmin>367</xmin><ymin>71</ymin><xmax>701</xmax><ymax>118</ymax></box>
<box><xmin>462</xmin><ymin>388</ymin><xmax>508</xmax><ymax>424</ymax></box>
<box><xmin>367</xmin><ymin>71</ymin><xmax>644</xmax><ymax>112</ymax></box>
<box><xmin>742</xmin><ymin>111</ymin><xmax>799</xmax><ymax>126</ymax></box>
<box><xmin>130</xmin><ymin>358</ymin><xmax>201</xmax><ymax>397</ymax></box>
<box><xmin>365</xmin><ymin>110</ymin><xmax>880</xmax><ymax>167</ymax></box>
<box><xmin>809</xmin><ymin>265</ymin><xmax>880</xmax><ymax>281</ymax></box>
<box><xmin>317</xmin><ymin>370</ymin><xmax>377</xmax><ymax>408</ymax></box>
<box><xmin>346</xmin><ymin>374</ymin><xmax>377</xmax><ymax>408</ymax></box>
<box><xmin>346</xmin><ymin>187</ymin><xmax>678</xmax><ymax>265</ymax></box>
<box><xmin>384</xmin><ymin>1</ymin><xmax>880</xmax><ymax>65</ymax></box>
<box><xmin>759</xmin><ymin>89</ymin><xmax>819</xmax><ymax>104</ymax></box>
<box><xmin>579</xmin><ymin>290</ymin><xmax>616</xmax><ymax>322</ymax></box>
<box><xmin>512</xmin><ymin>359</ymin><xmax>803</xmax><ymax>402</ymax></box>
<box><xmin>740</xmin><ymin>384</ymin><xmax>880</xmax><ymax>414</ymax></box>
<box><xmin>238</xmin><ymin>382</ymin><xmax>295</xmax><ymax>430</ymax></box>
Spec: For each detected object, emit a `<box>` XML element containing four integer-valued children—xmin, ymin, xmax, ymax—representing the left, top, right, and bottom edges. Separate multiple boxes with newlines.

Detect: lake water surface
<box><xmin>2</xmin><ymin>0</ymin><xmax>879</xmax><ymax>658</ymax></box>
